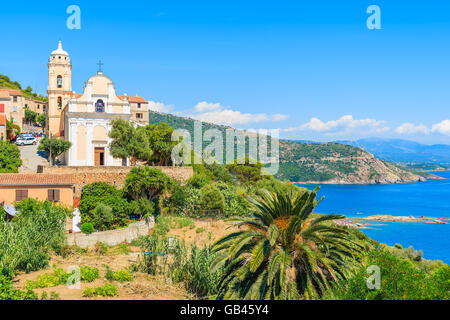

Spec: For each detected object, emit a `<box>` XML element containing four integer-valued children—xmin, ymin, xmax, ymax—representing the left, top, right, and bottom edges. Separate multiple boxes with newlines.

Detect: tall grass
<box><xmin>136</xmin><ymin>235</ymin><xmax>223</xmax><ymax>299</ymax></box>
<box><xmin>0</xmin><ymin>200</ymin><xmax>68</xmax><ymax>278</ymax></box>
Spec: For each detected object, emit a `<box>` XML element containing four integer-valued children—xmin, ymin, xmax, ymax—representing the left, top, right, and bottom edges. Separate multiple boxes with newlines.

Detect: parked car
<box><xmin>15</xmin><ymin>136</ymin><xmax>37</xmax><ymax>146</ymax></box>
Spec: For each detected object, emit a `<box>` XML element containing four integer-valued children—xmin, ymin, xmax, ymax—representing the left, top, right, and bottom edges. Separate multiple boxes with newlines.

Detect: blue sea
<box><xmin>296</xmin><ymin>171</ymin><xmax>450</xmax><ymax>263</ymax></box>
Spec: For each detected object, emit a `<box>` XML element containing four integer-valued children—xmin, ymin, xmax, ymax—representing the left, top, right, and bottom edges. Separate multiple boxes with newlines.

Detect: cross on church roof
<box><xmin>97</xmin><ymin>60</ymin><xmax>104</xmax><ymax>72</ymax></box>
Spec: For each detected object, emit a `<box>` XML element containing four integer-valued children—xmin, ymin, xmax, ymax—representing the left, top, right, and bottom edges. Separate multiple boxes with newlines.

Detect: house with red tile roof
<box><xmin>0</xmin><ymin>173</ymin><xmax>74</xmax><ymax>207</ymax></box>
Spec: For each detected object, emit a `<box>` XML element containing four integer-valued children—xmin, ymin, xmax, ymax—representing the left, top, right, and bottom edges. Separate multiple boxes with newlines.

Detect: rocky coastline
<box><xmin>336</xmin><ymin>215</ymin><xmax>450</xmax><ymax>229</ymax></box>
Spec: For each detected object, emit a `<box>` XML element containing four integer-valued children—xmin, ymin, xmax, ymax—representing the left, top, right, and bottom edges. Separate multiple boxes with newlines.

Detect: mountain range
<box><xmin>334</xmin><ymin>138</ymin><xmax>450</xmax><ymax>164</ymax></box>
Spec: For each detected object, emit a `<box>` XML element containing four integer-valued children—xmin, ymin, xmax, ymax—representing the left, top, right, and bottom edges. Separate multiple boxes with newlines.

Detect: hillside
<box><xmin>149</xmin><ymin>111</ymin><xmax>433</xmax><ymax>184</ymax></box>
<box><xmin>336</xmin><ymin>138</ymin><xmax>450</xmax><ymax>164</ymax></box>
<box><xmin>0</xmin><ymin>74</ymin><xmax>47</xmax><ymax>102</ymax></box>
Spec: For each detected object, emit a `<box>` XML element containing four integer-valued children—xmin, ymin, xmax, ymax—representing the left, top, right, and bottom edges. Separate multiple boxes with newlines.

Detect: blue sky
<box><xmin>1</xmin><ymin>0</ymin><xmax>449</xmax><ymax>144</ymax></box>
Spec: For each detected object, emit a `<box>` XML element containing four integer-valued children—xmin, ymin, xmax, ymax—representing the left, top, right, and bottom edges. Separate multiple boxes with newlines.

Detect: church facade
<box><xmin>46</xmin><ymin>41</ymin><xmax>149</xmax><ymax>166</ymax></box>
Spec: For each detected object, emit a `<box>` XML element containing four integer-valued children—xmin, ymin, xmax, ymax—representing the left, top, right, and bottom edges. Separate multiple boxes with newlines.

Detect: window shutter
<box><xmin>55</xmin><ymin>190</ymin><xmax>60</xmax><ymax>202</ymax></box>
<box><xmin>0</xmin><ymin>104</ymin><xmax>4</xmax><ymax>113</ymax></box>
<box><xmin>16</xmin><ymin>190</ymin><xmax>28</xmax><ymax>201</ymax></box>
<box><xmin>48</xmin><ymin>189</ymin><xmax>53</xmax><ymax>201</ymax></box>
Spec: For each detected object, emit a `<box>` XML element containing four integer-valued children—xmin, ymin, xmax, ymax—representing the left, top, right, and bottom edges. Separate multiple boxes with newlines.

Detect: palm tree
<box><xmin>212</xmin><ymin>187</ymin><xmax>361</xmax><ymax>300</ymax></box>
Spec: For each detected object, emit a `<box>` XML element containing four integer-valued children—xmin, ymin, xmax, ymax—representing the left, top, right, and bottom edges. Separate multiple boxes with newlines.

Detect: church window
<box><xmin>58</xmin><ymin>97</ymin><xmax>62</xmax><ymax>109</ymax></box>
<box><xmin>57</xmin><ymin>76</ymin><xmax>63</xmax><ymax>88</ymax></box>
<box><xmin>95</xmin><ymin>99</ymin><xmax>105</xmax><ymax>113</ymax></box>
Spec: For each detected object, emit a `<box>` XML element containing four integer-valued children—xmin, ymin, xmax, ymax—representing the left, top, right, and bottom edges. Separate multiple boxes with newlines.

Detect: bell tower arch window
<box><xmin>57</xmin><ymin>76</ymin><xmax>63</xmax><ymax>88</ymax></box>
<box><xmin>95</xmin><ymin>99</ymin><xmax>105</xmax><ymax>113</ymax></box>
<box><xmin>57</xmin><ymin>97</ymin><xmax>63</xmax><ymax>109</ymax></box>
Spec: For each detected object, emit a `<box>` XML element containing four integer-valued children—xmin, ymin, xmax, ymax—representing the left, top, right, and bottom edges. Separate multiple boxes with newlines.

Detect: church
<box><xmin>47</xmin><ymin>41</ymin><xmax>149</xmax><ymax>166</ymax></box>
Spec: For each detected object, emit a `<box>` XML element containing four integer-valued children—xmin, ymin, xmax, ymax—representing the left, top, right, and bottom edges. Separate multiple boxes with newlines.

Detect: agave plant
<box><xmin>212</xmin><ymin>187</ymin><xmax>361</xmax><ymax>300</ymax></box>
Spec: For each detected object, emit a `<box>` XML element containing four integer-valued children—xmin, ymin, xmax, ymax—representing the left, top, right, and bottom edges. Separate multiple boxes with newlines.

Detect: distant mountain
<box><xmin>334</xmin><ymin>138</ymin><xmax>450</xmax><ymax>164</ymax></box>
<box><xmin>149</xmin><ymin>111</ymin><xmax>433</xmax><ymax>184</ymax></box>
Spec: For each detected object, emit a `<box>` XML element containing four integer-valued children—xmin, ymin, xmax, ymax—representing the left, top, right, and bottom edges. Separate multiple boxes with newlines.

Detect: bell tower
<box><xmin>47</xmin><ymin>40</ymin><xmax>72</xmax><ymax>136</ymax></box>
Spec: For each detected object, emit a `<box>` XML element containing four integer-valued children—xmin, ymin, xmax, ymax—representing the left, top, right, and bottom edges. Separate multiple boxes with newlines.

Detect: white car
<box><xmin>16</xmin><ymin>136</ymin><xmax>37</xmax><ymax>146</ymax></box>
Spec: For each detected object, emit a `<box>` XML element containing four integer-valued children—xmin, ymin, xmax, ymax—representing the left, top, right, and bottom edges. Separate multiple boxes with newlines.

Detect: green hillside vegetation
<box><xmin>0</xmin><ymin>74</ymin><xmax>47</xmax><ymax>102</ymax></box>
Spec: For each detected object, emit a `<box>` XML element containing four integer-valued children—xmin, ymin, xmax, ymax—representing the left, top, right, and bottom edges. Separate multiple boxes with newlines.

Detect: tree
<box><xmin>145</xmin><ymin>123</ymin><xmax>181</xmax><ymax>166</ymax></box>
<box><xmin>109</xmin><ymin>118</ymin><xmax>135</xmax><ymax>166</ymax></box>
<box><xmin>36</xmin><ymin>114</ymin><xmax>46</xmax><ymax>132</ymax></box>
<box><xmin>212</xmin><ymin>188</ymin><xmax>361</xmax><ymax>300</ymax></box>
<box><xmin>0</xmin><ymin>140</ymin><xmax>22</xmax><ymax>173</ymax></box>
<box><xmin>38</xmin><ymin>138</ymin><xmax>71</xmax><ymax>166</ymax></box>
<box><xmin>128</xmin><ymin>126</ymin><xmax>152</xmax><ymax>165</ymax></box>
<box><xmin>24</xmin><ymin>109</ymin><xmax>38</xmax><ymax>125</ymax></box>
<box><xmin>200</xmin><ymin>184</ymin><xmax>225</xmax><ymax>214</ymax></box>
<box><xmin>226</xmin><ymin>157</ymin><xmax>268</xmax><ymax>184</ymax></box>
<box><xmin>124</xmin><ymin>166</ymin><xmax>173</xmax><ymax>203</ymax></box>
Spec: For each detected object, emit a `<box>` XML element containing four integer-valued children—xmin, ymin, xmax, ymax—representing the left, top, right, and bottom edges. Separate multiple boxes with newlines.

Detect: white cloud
<box><xmin>283</xmin><ymin>115</ymin><xmax>389</xmax><ymax>136</ymax></box>
<box><xmin>194</xmin><ymin>102</ymin><xmax>222</xmax><ymax>112</ymax></box>
<box><xmin>431</xmin><ymin>120</ymin><xmax>450</xmax><ymax>135</ymax></box>
<box><xmin>191</xmin><ymin>101</ymin><xmax>288</xmax><ymax>126</ymax></box>
<box><xmin>395</xmin><ymin>123</ymin><xmax>429</xmax><ymax>135</ymax></box>
<box><xmin>148</xmin><ymin>101</ymin><xmax>173</xmax><ymax>113</ymax></box>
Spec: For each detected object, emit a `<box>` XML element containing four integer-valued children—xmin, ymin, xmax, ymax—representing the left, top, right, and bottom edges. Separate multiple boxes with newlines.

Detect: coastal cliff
<box><xmin>278</xmin><ymin>140</ymin><xmax>437</xmax><ymax>184</ymax></box>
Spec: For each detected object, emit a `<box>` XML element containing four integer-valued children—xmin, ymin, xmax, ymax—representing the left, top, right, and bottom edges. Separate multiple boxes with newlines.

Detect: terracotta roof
<box><xmin>71</xmin><ymin>93</ymin><xmax>82</xmax><ymax>99</ymax></box>
<box><xmin>0</xmin><ymin>89</ymin><xmax>22</xmax><ymax>96</ymax></box>
<box><xmin>0</xmin><ymin>115</ymin><xmax>6</xmax><ymax>126</ymax></box>
<box><xmin>0</xmin><ymin>174</ymin><xmax>74</xmax><ymax>186</ymax></box>
<box><xmin>117</xmin><ymin>95</ymin><xmax>147</xmax><ymax>103</ymax></box>
<box><xmin>0</xmin><ymin>91</ymin><xmax>10</xmax><ymax>99</ymax></box>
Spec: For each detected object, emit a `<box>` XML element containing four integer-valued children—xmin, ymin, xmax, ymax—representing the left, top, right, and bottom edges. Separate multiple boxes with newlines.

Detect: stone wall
<box><xmin>67</xmin><ymin>217</ymin><xmax>155</xmax><ymax>248</ymax></box>
<box><xmin>40</xmin><ymin>166</ymin><xmax>193</xmax><ymax>197</ymax></box>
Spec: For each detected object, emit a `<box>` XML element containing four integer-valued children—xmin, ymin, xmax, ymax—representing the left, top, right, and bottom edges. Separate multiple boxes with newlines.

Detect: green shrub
<box><xmin>214</xmin><ymin>182</ymin><xmax>247</xmax><ymax>217</ymax></box>
<box><xmin>80</xmin><ymin>266</ymin><xmax>100</xmax><ymax>283</ymax></box>
<box><xmin>90</xmin><ymin>203</ymin><xmax>114</xmax><ymax>231</ymax></box>
<box><xmin>83</xmin><ymin>284</ymin><xmax>118</xmax><ymax>297</ymax></box>
<box><xmin>0</xmin><ymin>140</ymin><xmax>22</xmax><ymax>173</ymax></box>
<box><xmin>105</xmin><ymin>266</ymin><xmax>133</xmax><ymax>283</ymax></box>
<box><xmin>92</xmin><ymin>242</ymin><xmax>108</xmax><ymax>255</ymax></box>
<box><xmin>187</xmin><ymin>174</ymin><xmax>211</xmax><ymax>189</ymax></box>
<box><xmin>0</xmin><ymin>275</ymin><xmax>37</xmax><ymax>300</ymax></box>
<box><xmin>424</xmin><ymin>265</ymin><xmax>450</xmax><ymax>300</ymax></box>
<box><xmin>80</xmin><ymin>182</ymin><xmax>130</xmax><ymax>228</ymax></box>
<box><xmin>199</xmin><ymin>185</ymin><xmax>225</xmax><ymax>214</ymax></box>
<box><xmin>81</xmin><ymin>223</ymin><xmax>94</xmax><ymax>235</ymax></box>
<box><xmin>130</xmin><ymin>198</ymin><xmax>155</xmax><ymax>219</ymax></box>
<box><xmin>327</xmin><ymin>249</ymin><xmax>427</xmax><ymax>300</ymax></box>
<box><xmin>82</xmin><ymin>286</ymin><xmax>95</xmax><ymax>297</ymax></box>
